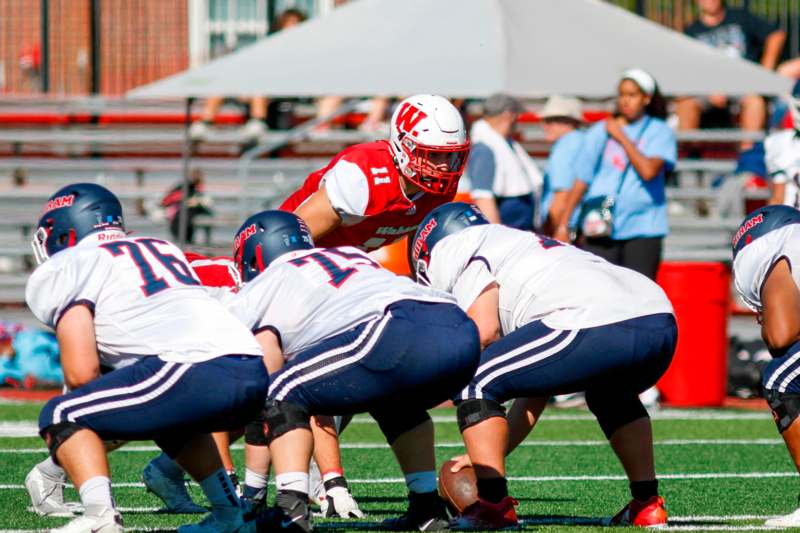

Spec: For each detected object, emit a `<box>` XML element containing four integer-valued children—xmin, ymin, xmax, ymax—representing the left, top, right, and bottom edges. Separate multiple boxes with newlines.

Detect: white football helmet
<box><xmin>389</xmin><ymin>94</ymin><xmax>470</xmax><ymax>195</ymax></box>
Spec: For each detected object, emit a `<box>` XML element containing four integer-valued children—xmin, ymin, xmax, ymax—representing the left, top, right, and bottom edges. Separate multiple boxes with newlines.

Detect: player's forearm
<box><xmin>761</xmin><ymin>31</ymin><xmax>787</xmax><ymax>70</ymax></box>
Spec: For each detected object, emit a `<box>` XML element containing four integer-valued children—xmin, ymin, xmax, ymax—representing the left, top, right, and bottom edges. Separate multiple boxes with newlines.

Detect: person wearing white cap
<box><xmin>539</xmin><ymin>95</ymin><xmax>585</xmax><ymax>234</ymax></box>
<box><xmin>466</xmin><ymin>94</ymin><xmax>543</xmax><ymax>230</ymax></box>
<box><xmin>554</xmin><ymin>69</ymin><xmax>676</xmax><ymax>283</ymax></box>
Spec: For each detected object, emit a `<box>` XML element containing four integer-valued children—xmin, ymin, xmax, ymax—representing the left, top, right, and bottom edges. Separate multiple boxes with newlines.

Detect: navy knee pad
<box><xmin>456</xmin><ymin>399</ymin><xmax>506</xmax><ymax>433</ymax></box>
<box><xmin>765</xmin><ymin>389</ymin><xmax>800</xmax><ymax>433</ymax></box>
<box><xmin>40</xmin><ymin>422</ymin><xmax>83</xmax><ymax>463</ymax></box>
<box><xmin>373</xmin><ymin>410</ymin><xmax>431</xmax><ymax>445</ymax></box>
<box><xmin>586</xmin><ymin>391</ymin><xmax>649</xmax><ymax>439</ymax></box>
<box><xmin>263</xmin><ymin>400</ymin><xmax>311</xmax><ymax>444</ymax></box>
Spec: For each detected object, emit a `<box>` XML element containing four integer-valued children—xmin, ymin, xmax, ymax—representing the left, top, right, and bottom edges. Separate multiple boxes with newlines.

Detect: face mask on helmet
<box><xmin>390</xmin><ymin>95</ymin><xmax>470</xmax><ymax>196</ymax></box>
<box><xmin>400</xmin><ymin>137</ymin><xmax>470</xmax><ymax>195</ymax></box>
<box><xmin>31</xmin><ymin>184</ymin><xmax>125</xmax><ymax>265</ymax></box>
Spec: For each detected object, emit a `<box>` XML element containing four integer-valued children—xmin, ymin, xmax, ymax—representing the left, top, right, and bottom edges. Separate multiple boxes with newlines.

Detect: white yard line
<box><xmin>0</xmin><ymin>438</ymin><xmax>785</xmax><ymax>453</ymax></box>
<box><xmin>0</xmin><ymin>471</ymin><xmax>795</xmax><ymax>490</ymax></box>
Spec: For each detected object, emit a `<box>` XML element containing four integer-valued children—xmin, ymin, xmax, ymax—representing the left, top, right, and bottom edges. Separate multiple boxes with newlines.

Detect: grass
<box><xmin>0</xmin><ymin>403</ymin><xmax>796</xmax><ymax>531</ymax></box>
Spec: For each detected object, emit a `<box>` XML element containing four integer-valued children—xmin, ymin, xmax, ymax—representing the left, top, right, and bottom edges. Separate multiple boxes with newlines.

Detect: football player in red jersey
<box><xmin>279</xmin><ymin>94</ymin><xmax>470</xmax><ymax>251</ymax></box>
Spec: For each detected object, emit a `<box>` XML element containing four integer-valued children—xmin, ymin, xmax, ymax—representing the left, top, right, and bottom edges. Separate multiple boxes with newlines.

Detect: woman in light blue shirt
<box><xmin>555</xmin><ymin>69</ymin><xmax>677</xmax><ymax>280</ymax></box>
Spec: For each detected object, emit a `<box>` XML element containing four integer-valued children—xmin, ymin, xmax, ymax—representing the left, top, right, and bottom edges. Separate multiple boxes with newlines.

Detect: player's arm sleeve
<box><xmin>321</xmin><ymin>159</ymin><xmax>370</xmax><ymax>220</ymax></box>
<box><xmin>466</xmin><ymin>143</ymin><xmax>496</xmax><ymax>199</ymax></box>
<box><xmin>451</xmin><ymin>257</ymin><xmax>498</xmax><ymax>312</ymax></box>
<box><xmin>25</xmin><ymin>254</ymin><xmax>104</xmax><ymax>329</ymax></box>
<box><xmin>765</xmin><ymin>136</ymin><xmax>788</xmax><ymax>183</ymax></box>
<box><xmin>225</xmin><ymin>284</ymin><xmax>263</xmax><ymax>332</ymax></box>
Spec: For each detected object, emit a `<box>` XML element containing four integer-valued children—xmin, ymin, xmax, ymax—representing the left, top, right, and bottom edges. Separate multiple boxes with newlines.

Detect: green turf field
<box><xmin>0</xmin><ymin>402</ymin><xmax>797</xmax><ymax>531</ymax></box>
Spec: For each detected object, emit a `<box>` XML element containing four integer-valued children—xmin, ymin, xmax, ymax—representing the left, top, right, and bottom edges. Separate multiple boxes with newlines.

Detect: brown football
<box><xmin>438</xmin><ymin>460</ymin><xmax>478</xmax><ymax>515</ymax></box>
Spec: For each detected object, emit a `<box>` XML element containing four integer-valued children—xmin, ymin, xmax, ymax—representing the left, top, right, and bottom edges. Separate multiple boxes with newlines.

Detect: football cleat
<box><xmin>177</xmin><ymin>511</ymin><xmax>247</xmax><ymax>533</ymax></box>
<box><xmin>253</xmin><ymin>491</ymin><xmax>312</xmax><ymax>533</ymax></box>
<box><xmin>765</xmin><ymin>506</ymin><xmax>800</xmax><ymax>527</ymax></box>
<box><xmin>383</xmin><ymin>490</ymin><xmax>450</xmax><ymax>531</ymax></box>
<box><xmin>450</xmin><ymin>496</ymin><xmax>519</xmax><ymax>530</ymax></box>
<box><xmin>142</xmin><ymin>459</ymin><xmax>206</xmax><ymax>514</ymax></box>
<box><xmin>604</xmin><ymin>496</ymin><xmax>667</xmax><ymax>527</ymax></box>
<box><xmin>318</xmin><ymin>477</ymin><xmax>364</xmax><ymax>518</ymax></box>
<box><xmin>25</xmin><ymin>464</ymin><xmax>83</xmax><ymax>517</ymax></box>
<box><xmin>50</xmin><ymin>505</ymin><xmax>123</xmax><ymax>533</ymax></box>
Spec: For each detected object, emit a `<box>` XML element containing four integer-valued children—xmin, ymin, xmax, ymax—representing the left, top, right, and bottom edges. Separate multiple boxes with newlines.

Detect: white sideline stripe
<box><xmin>0</xmin><ymin>438</ymin><xmax>786</xmax><ymax>453</ymax></box>
<box><xmin>0</xmin><ymin>515</ymin><xmax>785</xmax><ymax>533</ymax></box>
<box><xmin>0</xmin><ymin>409</ymin><xmax>772</xmax><ymax>438</ymax></box>
<box><xmin>0</xmin><ymin>471</ymin><xmax>796</xmax><ymax>490</ymax></box>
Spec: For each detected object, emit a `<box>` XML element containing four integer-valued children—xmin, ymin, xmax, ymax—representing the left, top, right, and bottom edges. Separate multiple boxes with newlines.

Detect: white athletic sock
<box><xmin>276</xmin><ymin>472</ymin><xmax>309</xmax><ymax>494</ymax></box>
<box><xmin>79</xmin><ymin>476</ymin><xmax>113</xmax><ymax>508</ymax></box>
<box><xmin>37</xmin><ymin>456</ymin><xmax>65</xmax><ymax>479</ymax></box>
<box><xmin>244</xmin><ymin>468</ymin><xmax>269</xmax><ymax>490</ymax></box>
<box><xmin>152</xmin><ymin>452</ymin><xmax>184</xmax><ymax>481</ymax></box>
<box><xmin>199</xmin><ymin>469</ymin><xmax>242</xmax><ymax>518</ymax></box>
<box><xmin>405</xmin><ymin>471</ymin><xmax>437</xmax><ymax>494</ymax></box>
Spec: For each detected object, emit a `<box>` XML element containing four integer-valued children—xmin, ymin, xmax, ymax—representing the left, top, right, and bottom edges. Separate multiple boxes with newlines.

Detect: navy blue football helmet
<box><xmin>233</xmin><ymin>210</ymin><xmax>314</xmax><ymax>283</ymax></box>
<box><xmin>410</xmin><ymin>202</ymin><xmax>489</xmax><ymax>284</ymax></box>
<box><xmin>32</xmin><ymin>183</ymin><xmax>125</xmax><ymax>264</ymax></box>
<box><xmin>732</xmin><ymin>204</ymin><xmax>800</xmax><ymax>259</ymax></box>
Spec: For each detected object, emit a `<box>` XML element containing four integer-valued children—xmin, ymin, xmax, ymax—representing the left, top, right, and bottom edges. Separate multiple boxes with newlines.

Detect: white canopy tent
<box><xmin>130</xmin><ymin>0</ymin><xmax>792</xmax><ymax>99</ymax></box>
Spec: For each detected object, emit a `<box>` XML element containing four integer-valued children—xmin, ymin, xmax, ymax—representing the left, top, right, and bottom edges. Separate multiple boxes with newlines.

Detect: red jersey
<box><xmin>280</xmin><ymin>141</ymin><xmax>455</xmax><ymax>251</ymax></box>
<box><xmin>184</xmin><ymin>251</ymin><xmax>240</xmax><ymax>290</ymax></box>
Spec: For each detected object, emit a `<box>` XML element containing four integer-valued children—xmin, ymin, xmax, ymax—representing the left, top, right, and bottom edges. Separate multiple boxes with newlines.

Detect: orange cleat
<box><xmin>605</xmin><ymin>496</ymin><xmax>667</xmax><ymax>527</ymax></box>
<box><xmin>450</xmin><ymin>496</ymin><xmax>520</xmax><ymax>530</ymax></box>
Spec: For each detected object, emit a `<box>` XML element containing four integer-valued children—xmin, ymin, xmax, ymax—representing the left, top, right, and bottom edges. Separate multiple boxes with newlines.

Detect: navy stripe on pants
<box><xmin>763</xmin><ymin>340</ymin><xmax>800</xmax><ymax>394</ymax></box>
<box><xmin>458</xmin><ymin>313</ymin><xmax>677</xmax><ymax>403</ymax></box>
<box><xmin>40</xmin><ymin>355</ymin><xmax>269</xmax><ymax>456</ymax></box>
<box><xmin>269</xmin><ymin>300</ymin><xmax>481</xmax><ymax>416</ymax></box>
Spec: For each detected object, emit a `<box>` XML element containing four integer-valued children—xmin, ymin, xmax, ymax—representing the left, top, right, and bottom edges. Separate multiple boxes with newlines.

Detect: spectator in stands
<box><xmin>554</xmin><ymin>69</ymin><xmax>676</xmax><ymax>281</ymax></box>
<box><xmin>466</xmin><ymin>93</ymin><xmax>542</xmax><ymax>230</ymax></box>
<box><xmin>189</xmin><ymin>8</ymin><xmax>307</xmax><ymax>142</ymax></box>
<box><xmin>539</xmin><ymin>95</ymin><xmax>585</xmax><ymax>235</ymax></box>
<box><xmin>161</xmin><ymin>169</ymin><xmax>213</xmax><ymax>244</ymax></box>
<box><xmin>765</xmin><ymin>87</ymin><xmax>800</xmax><ymax>207</ymax></box>
<box><xmin>676</xmin><ymin>0</ymin><xmax>785</xmax><ymax>156</ymax></box>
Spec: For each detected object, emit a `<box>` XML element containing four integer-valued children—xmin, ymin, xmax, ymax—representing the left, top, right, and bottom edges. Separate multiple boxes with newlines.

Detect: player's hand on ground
<box><xmin>321</xmin><ymin>485</ymin><xmax>365</xmax><ymax>518</ymax></box>
<box><xmin>449</xmin><ymin>454</ymin><xmax>473</xmax><ymax>473</ymax></box>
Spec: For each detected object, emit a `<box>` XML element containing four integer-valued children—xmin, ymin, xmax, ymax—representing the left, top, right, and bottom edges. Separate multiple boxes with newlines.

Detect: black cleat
<box><xmin>254</xmin><ymin>490</ymin><xmax>312</xmax><ymax>532</ymax></box>
<box><xmin>383</xmin><ymin>490</ymin><xmax>450</xmax><ymax>531</ymax></box>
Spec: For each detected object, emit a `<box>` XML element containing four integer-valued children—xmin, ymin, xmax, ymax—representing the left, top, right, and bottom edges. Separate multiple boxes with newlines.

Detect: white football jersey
<box><xmin>26</xmin><ymin>230</ymin><xmax>262</xmax><ymax>368</ymax></box>
<box><xmin>765</xmin><ymin>130</ymin><xmax>800</xmax><ymax>207</ymax></box>
<box><xmin>733</xmin><ymin>223</ymin><xmax>800</xmax><ymax>311</ymax></box>
<box><xmin>425</xmin><ymin>225</ymin><xmax>673</xmax><ymax>333</ymax></box>
<box><xmin>227</xmin><ymin>246</ymin><xmax>454</xmax><ymax>358</ymax></box>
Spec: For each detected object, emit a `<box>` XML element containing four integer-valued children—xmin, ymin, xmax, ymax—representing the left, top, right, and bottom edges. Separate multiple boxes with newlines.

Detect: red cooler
<box><xmin>655</xmin><ymin>262</ymin><xmax>730</xmax><ymax>407</ymax></box>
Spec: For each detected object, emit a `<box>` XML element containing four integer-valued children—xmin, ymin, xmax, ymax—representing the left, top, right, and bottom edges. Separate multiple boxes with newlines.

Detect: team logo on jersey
<box><xmin>376</xmin><ymin>225</ymin><xmax>417</xmax><ymax>236</ymax></box>
<box><xmin>234</xmin><ymin>223</ymin><xmax>257</xmax><ymax>251</ymax></box>
<box><xmin>412</xmin><ymin>218</ymin><xmax>438</xmax><ymax>261</ymax></box>
<box><xmin>395</xmin><ymin>102</ymin><xmax>428</xmax><ymax>136</ymax></box>
<box><xmin>43</xmin><ymin>194</ymin><xmax>75</xmax><ymax>213</ymax></box>
<box><xmin>732</xmin><ymin>213</ymin><xmax>764</xmax><ymax>248</ymax></box>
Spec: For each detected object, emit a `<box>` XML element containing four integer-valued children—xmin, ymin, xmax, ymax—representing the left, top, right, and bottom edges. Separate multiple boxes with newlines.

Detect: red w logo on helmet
<box><xmin>395</xmin><ymin>102</ymin><xmax>427</xmax><ymax>134</ymax></box>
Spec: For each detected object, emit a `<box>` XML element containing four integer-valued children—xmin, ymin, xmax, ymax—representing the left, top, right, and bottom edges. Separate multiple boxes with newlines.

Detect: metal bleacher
<box><xmin>0</xmin><ymin>104</ymin><xmax>770</xmax><ymax>305</ymax></box>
